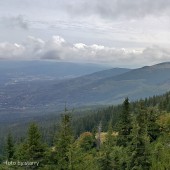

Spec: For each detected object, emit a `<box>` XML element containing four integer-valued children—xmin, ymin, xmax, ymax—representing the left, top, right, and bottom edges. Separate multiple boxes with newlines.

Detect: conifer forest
<box><xmin>0</xmin><ymin>92</ymin><xmax>170</xmax><ymax>170</ymax></box>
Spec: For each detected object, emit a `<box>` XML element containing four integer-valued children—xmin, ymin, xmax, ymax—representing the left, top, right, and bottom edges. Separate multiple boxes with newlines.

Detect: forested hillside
<box><xmin>1</xmin><ymin>62</ymin><xmax>170</xmax><ymax>113</ymax></box>
<box><xmin>0</xmin><ymin>91</ymin><xmax>170</xmax><ymax>169</ymax></box>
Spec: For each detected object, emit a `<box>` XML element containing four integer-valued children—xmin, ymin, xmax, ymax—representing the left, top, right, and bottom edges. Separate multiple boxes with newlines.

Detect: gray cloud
<box><xmin>0</xmin><ymin>36</ymin><xmax>170</xmax><ymax>67</ymax></box>
<box><xmin>1</xmin><ymin>15</ymin><xmax>29</xmax><ymax>30</ymax></box>
<box><xmin>0</xmin><ymin>42</ymin><xmax>25</xmax><ymax>59</ymax></box>
<box><xmin>0</xmin><ymin>0</ymin><xmax>170</xmax><ymax>48</ymax></box>
<box><xmin>66</xmin><ymin>0</ymin><xmax>170</xmax><ymax>19</ymax></box>
<box><xmin>41</xmin><ymin>50</ymin><xmax>61</xmax><ymax>60</ymax></box>
<box><xmin>1</xmin><ymin>0</ymin><xmax>170</xmax><ymax>20</ymax></box>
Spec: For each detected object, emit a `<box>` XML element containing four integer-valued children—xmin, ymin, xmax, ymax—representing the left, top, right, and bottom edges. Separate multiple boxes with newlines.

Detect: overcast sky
<box><xmin>1</xmin><ymin>0</ymin><xmax>170</xmax><ymax>68</ymax></box>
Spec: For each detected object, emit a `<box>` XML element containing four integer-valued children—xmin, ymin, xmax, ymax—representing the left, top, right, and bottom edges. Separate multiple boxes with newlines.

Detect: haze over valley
<box><xmin>0</xmin><ymin>61</ymin><xmax>170</xmax><ymax>116</ymax></box>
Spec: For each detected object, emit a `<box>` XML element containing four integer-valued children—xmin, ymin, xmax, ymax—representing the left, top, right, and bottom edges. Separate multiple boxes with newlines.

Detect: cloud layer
<box><xmin>66</xmin><ymin>0</ymin><xmax>170</xmax><ymax>19</ymax></box>
<box><xmin>1</xmin><ymin>0</ymin><xmax>170</xmax><ymax>51</ymax></box>
<box><xmin>1</xmin><ymin>15</ymin><xmax>29</xmax><ymax>30</ymax></box>
<box><xmin>0</xmin><ymin>36</ymin><xmax>170</xmax><ymax>67</ymax></box>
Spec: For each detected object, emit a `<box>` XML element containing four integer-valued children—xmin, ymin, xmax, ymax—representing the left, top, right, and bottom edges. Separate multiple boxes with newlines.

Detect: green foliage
<box><xmin>53</xmin><ymin>114</ymin><xmax>74</xmax><ymax>170</ymax></box>
<box><xmin>78</xmin><ymin>132</ymin><xmax>95</xmax><ymax>151</ymax></box>
<box><xmin>146</xmin><ymin>107</ymin><xmax>160</xmax><ymax>142</ymax></box>
<box><xmin>1</xmin><ymin>92</ymin><xmax>170</xmax><ymax>169</ymax></box>
<box><xmin>15</xmin><ymin>123</ymin><xmax>46</xmax><ymax>169</ymax></box>
<box><xmin>105</xmin><ymin>121</ymin><xmax>115</xmax><ymax>147</ymax></box>
<box><xmin>27</xmin><ymin>123</ymin><xmax>46</xmax><ymax>160</ymax></box>
<box><xmin>117</xmin><ymin>98</ymin><xmax>132</xmax><ymax>147</ymax></box>
<box><xmin>150</xmin><ymin>140</ymin><xmax>170</xmax><ymax>170</ymax></box>
<box><xmin>5</xmin><ymin>133</ymin><xmax>15</xmax><ymax>161</ymax></box>
<box><xmin>128</xmin><ymin>103</ymin><xmax>151</xmax><ymax>170</ymax></box>
<box><xmin>97</xmin><ymin>122</ymin><xmax>115</xmax><ymax>170</ymax></box>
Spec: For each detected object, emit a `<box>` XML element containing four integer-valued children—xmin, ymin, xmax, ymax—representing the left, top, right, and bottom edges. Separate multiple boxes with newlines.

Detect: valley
<box><xmin>0</xmin><ymin>62</ymin><xmax>170</xmax><ymax>114</ymax></box>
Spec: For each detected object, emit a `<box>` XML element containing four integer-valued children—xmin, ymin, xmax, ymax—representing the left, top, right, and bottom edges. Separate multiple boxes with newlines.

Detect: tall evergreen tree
<box><xmin>128</xmin><ymin>104</ymin><xmax>151</xmax><ymax>170</ymax></box>
<box><xmin>117</xmin><ymin>98</ymin><xmax>132</xmax><ymax>147</ymax></box>
<box><xmin>27</xmin><ymin>123</ymin><xmax>46</xmax><ymax>162</ymax></box>
<box><xmin>16</xmin><ymin>123</ymin><xmax>46</xmax><ymax>167</ymax></box>
<box><xmin>5</xmin><ymin>133</ymin><xmax>14</xmax><ymax>161</ymax></box>
<box><xmin>147</xmin><ymin>108</ymin><xmax>160</xmax><ymax>142</ymax></box>
<box><xmin>54</xmin><ymin>114</ymin><xmax>74</xmax><ymax>170</ymax></box>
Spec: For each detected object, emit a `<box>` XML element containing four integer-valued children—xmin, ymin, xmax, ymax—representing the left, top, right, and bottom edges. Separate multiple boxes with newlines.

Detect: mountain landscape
<box><xmin>0</xmin><ymin>61</ymin><xmax>170</xmax><ymax>115</ymax></box>
<box><xmin>1</xmin><ymin>1</ymin><xmax>170</xmax><ymax>169</ymax></box>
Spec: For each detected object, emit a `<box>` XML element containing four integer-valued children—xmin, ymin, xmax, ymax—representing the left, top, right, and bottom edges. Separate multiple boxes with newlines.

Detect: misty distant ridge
<box><xmin>107</xmin><ymin>62</ymin><xmax>170</xmax><ymax>83</ymax></box>
<box><xmin>148</xmin><ymin>62</ymin><xmax>170</xmax><ymax>69</ymax></box>
<box><xmin>0</xmin><ymin>61</ymin><xmax>170</xmax><ymax>113</ymax></box>
<box><xmin>139</xmin><ymin>62</ymin><xmax>170</xmax><ymax>69</ymax></box>
<box><xmin>0</xmin><ymin>60</ymin><xmax>111</xmax><ymax>85</ymax></box>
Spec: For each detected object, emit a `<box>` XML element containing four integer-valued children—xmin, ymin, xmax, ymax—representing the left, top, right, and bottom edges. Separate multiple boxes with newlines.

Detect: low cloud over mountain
<box><xmin>0</xmin><ymin>36</ymin><xmax>170</xmax><ymax>67</ymax></box>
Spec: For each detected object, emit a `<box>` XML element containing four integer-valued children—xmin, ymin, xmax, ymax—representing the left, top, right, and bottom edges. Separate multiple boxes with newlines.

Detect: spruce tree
<box><xmin>147</xmin><ymin>108</ymin><xmax>160</xmax><ymax>142</ymax></box>
<box><xmin>16</xmin><ymin>123</ymin><xmax>46</xmax><ymax>167</ymax></box>
<box><xmin>128</xmin><ymin>103</ymin><xmax>151</xmax><ymax>170</ymax></box>
<box><xmin>117</xmin><ymin>98</ymin><xmax>132</xmax><ymax>147</ymax></box>
<box><xmin>27</xmin><ymin>123</ymin><xmax>46</xmax><ymax>162</ymax></box>
<box><xmin>54</xmin><ymin>114</ymin><xmax>74</xmax><ymax>170</ymax></box>
<box><xmin>5</xmin><ymin>133</ymin><xmax>14</xmax><ymax>161</ymax></box>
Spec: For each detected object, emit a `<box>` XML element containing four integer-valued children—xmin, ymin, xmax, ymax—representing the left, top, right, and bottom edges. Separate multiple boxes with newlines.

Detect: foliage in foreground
<box><xmin>0</xmin><ymin>93</ymin><xmax>170</xmax><ymax>169</ymax></box>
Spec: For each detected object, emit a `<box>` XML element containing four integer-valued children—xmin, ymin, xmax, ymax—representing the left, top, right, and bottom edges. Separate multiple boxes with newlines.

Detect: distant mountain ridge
<box><xmin>0</xmin><ymin>61</ymin><xmax>170</xmax><ymax>112</ymax></box>
<box><xmin>0</xmin><ymin>60</ymin><xmax>111</xmax><ymax>84</ymax></box>
<box><xmin>103</xmin><ymin>62</ymin><xmax>170</xmax><ymax>84</ymax></box>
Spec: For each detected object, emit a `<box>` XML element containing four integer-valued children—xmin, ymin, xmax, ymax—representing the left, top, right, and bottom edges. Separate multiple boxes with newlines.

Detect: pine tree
<box><xmin>147</xmin><ymin>108</ymin><xmax>160</xmax><ymax>142</ymax></box>
<box><xmin>5</xmin><ymin>133</ymin><xmax>14</xmax><ymax>161</ymax></box>
<box><xmin>27</xmin><ymin>123</ymin><xmax>46</xmax><ymax>162</ymax></box>
<box><xmin>117</xmin><ymin>98</ymin><xmax>132</xmax><ymax>147</ymax></box>
<box><xmin>128</xmin><ymin>104</ymin><xmax>151</xmax><ymax>170</ymax></box>
<box><xmin>16</xmin><ymin>123</ymin><xmax>46</xmax><ymax>167</ymax></box>
<box><xmin>54</xmin><ymin>114</ymin><xmax>74</xmax><ymax>170</ymax></box>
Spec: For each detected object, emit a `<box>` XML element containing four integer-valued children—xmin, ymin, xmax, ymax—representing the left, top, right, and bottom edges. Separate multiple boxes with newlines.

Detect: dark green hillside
<box><xmin>73</xmin><ymin>91</ymin><xmax>170</xmax><ymax>135</ymax></box>
<box><xmin>108</xmin><ymin>62</ymin><xmax>170</xmax><ymax>84</ymax></box>
<box><xmin>43</xmin><ymin>62</ymin><xmax>170</xmax><ymax>105</ymax></box>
